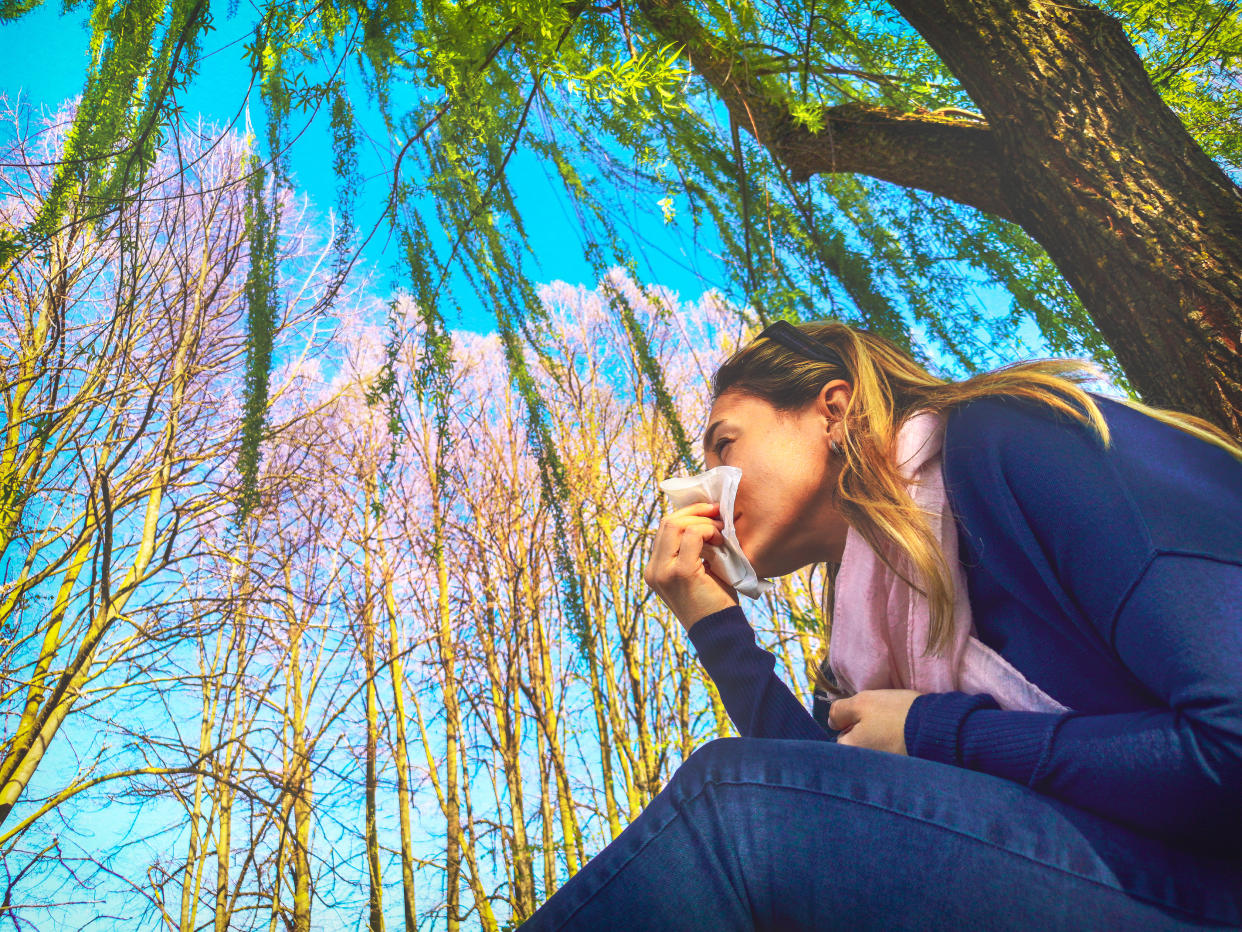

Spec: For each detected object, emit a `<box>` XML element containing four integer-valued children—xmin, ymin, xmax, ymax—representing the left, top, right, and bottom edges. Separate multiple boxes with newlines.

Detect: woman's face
<box><xmin>701</xmin><ymin>382</ymin><xmax>853</xmax><ymax>577</ymax></box>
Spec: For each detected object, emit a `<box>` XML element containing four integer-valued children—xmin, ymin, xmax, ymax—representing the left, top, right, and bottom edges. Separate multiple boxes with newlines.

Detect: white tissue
<box><xmin>658</xmin><ymin>465</ymin><xmax>775</xmax><ymax>600</ymax></box>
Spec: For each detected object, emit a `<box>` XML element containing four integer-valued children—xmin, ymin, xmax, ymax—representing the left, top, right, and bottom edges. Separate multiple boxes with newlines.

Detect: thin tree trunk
<box><xmin>179</xmin><ymin>629</ymin><xmax>221</xmax><ymax>932</ymax></box>
<box><xmin>289</xmin><ymin>626</ymin><xmax>313</xmax><ymax>932</ymax></box>
<box><xmin>465</xmin><ymin>537</ymin><xmax>536</xmax><ymax>921</ymax></box>
<box><xmin>522</xmin><ymin>574</ymin><xmax>582</xmax><ymax>879</ymax></box>
<box><xmin>383</xmin><ymin>570</ymin><xmax>419</xmax><ymax>931</ymax></box>
<box><xmin>431</xmin><ymin>490</ymin><xmax>463</xmax><ymax>931</ymax></box>
<box><xmin>532</xmin><ymin>698</ymin><xmax>558</xmax><ymax>901</ymax></box>
<box><xmin>213</xmin><ymin>780</ymin><xmax>233</xmax><ymax>932</ymax></box>
<box><xmin>582</xmin><ymin>642</ymin><xmax>622</xmax><ymax>841</ymax></box>
<box><xmin>673</xmin><ymin>639</ymin><xmax>694</xmax><ymax>762</ymax></box>
<box><xmin>361</xmin><ymin>523</ymin><xmax>386</xmax><ymax>932</ymax></box>
<box><xmin>268</xmin><ymin>790</ymin><xmax>291</xmax><ymax>932</ymax></box>
<box><xmin>455</xmin><ymin>745</ymin><xmax>499</xmax><ymax>932</ymax></box>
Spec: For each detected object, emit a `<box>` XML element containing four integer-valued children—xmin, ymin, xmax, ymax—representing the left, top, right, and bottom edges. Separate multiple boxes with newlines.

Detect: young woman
<box><xmin>517</xmin><ymin>320</ymin><xmax>1242</xmax><ymax>930</ymax></box>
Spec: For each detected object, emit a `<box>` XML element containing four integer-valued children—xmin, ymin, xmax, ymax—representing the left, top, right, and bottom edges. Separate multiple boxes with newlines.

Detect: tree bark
<box><xmin>891</xmin><ymin>0</ymin><xmax>1242</xmax><ymax>435</ymax></box>
<box><xmin>383</xmin><ymin>569</ymin><xmax>419</xmax><ymax>931</ymax></box>
<box><xmin>360</xmin><ymin>514</ymin><xmax>386</xmax><ymax>932</ymax></box>
<box><xmin>431</xmin><ymin>472</ymin><xmax>464</xmax><ymax>931</ymax></box>
<box><xmin>638</xmin><ymin>0</ymin><xmax>1242</xmax><ymax>439</ymax></box>
<box><xmin>633</xmin><ymin>0</ymin><xmax>1011</xmax><ymax>215</ymax></box>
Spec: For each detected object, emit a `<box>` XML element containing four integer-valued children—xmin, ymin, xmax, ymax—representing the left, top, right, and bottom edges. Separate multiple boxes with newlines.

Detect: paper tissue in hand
<box><xmin>658</xmin><ymin>465</ymin><xmax>775</xmax><ymax>599</ymax></box>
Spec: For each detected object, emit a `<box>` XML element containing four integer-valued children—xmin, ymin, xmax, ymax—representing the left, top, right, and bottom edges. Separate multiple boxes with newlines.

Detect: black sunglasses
<box><xmin>756</xmin><ymin>319</ymin><xmax>849</xmax><ymax>373</ymax></box>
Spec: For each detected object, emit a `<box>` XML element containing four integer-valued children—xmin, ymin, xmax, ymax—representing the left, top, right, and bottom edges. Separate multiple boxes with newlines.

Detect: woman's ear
<box><xmin>817</xmin><ymin>379</ymin><xmax>851</xmax><ymax>417</ymax></box>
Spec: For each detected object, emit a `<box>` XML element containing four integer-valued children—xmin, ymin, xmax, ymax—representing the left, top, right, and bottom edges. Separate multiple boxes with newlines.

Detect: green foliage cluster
<box><xmin>236</xmin><ymin>153</ymin><xmax>278</xmax><ymax>526</ymax></box>
<box><xmin>1104</xmin><ymin>0</ymin><xmax>1242</xmax><ymax>174</ymax></box>
<box><xmin>0</xmin><ymin>0</ymin><xmax>209</xmax><ymax>266</ymax></box>
<box><xmin>548</xmin><ymin>41</ymin><xmax>690</xmax><ymax>115</ymax></box>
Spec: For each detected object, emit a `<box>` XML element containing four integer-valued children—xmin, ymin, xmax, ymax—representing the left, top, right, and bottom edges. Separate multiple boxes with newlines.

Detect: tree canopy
<box><xmin>2</xmin><ymin>0</ymin><xmax>1241</xmax><ymax>543</ymax></box>
<box><xmin>2</xmin><ymin>2</ymin><xmax>1242</xmax><ymax>922</ymax></box>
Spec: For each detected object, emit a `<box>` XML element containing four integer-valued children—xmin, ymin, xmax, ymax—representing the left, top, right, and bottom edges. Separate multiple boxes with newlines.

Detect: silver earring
<box><xmin>831</xmin><ymin>440</ymin><xmax>843</xmax><ymax>455</ymax></box>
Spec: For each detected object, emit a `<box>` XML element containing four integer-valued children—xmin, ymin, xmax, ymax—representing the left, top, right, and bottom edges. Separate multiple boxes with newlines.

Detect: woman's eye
<box><xmin>714</xmin><ymin>439</ymin><xmax>731</xmax><ymax>458</ymax></box>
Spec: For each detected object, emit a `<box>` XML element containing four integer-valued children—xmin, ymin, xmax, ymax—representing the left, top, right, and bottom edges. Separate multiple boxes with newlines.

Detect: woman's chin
<box><xmin>742</xmin><ymin>545</ymin><xmax>769</xmax><ymax>578</ymax></box>
<box><xmin>749</xmin><ymin>551</ymin><xmax>799</xmax><ymax>580</ymax></box>
<box><xmin>740</xmin><ymin>534</ymin><xmax>779</xmax><ymax>579</ymax></box>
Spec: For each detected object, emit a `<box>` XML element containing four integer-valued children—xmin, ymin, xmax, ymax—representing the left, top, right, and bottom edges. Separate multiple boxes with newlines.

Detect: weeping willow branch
<box><xmin>0</xmin><ymin>0</ymin><xmax>210</xmax><ymax>268</ymax></box>
<box><xmin>235</xmin><ymin>153</ymin><xmax>278</xmax><ymax>527</ymax></box>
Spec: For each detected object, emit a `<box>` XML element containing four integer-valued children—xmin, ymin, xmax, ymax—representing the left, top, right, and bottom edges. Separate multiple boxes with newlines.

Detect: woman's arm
<box><xmin>934</xmin><ymin>395</ymin><xmax>1242</xmax><ymax>856</ymax></box>
<box><xmin>906</xmin><ymin>554</ymin><xmax>1242</xmax><ymax>857</ymax></box>
<box><xmin>687</xmin><ymin>605</ymin><xmax>833</xmax><ymax>742</ymax></box>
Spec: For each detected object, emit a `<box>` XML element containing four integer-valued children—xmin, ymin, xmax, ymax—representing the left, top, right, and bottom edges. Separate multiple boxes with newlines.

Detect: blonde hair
<box><xmin>710</xmin><ymin>320</ymin><xmax>1242</xmax><ymax>695</ymax></box>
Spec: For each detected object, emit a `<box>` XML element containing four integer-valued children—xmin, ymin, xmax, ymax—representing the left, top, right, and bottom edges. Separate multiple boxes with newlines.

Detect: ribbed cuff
<box><xmin>904</xmin><ymin>691</ymin><xmax>999</xmax><ymax>766</ymax></box>
<box><xmin>955</xmin><ymin>709</ymin><xmax>1065</xmax><ymax>786</ymax></box>
<box><xmin>686</xmin><ymin>604</ymin><xmax>751</xmax><ymax>664</ymax></box>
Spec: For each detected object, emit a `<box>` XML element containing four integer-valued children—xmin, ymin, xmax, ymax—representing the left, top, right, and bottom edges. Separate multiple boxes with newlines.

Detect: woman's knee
<box><xmin>672</xmin><ymin>736</ymin><xmax>759</xmax><ymax>791</ymax></box>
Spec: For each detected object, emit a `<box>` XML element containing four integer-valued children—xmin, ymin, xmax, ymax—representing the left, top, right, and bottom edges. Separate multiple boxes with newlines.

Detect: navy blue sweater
<box><xmin>687</xmin><ymin>392</ymin><xmax>1242</xmax><ymax>858</ymax></box>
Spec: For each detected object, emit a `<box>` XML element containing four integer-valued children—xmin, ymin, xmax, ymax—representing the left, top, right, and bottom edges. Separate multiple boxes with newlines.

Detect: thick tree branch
<box><xmin>886</xmin><ymin>0</ymin><xmax>1242</xmax><ymax>436</ymax></box>
<box><xmin>765</xmin><ymin>102</ymin><xmax>1011</xmax><ymax>218</ymax></box>
<box><xmin>634</xmin><ymin>0</ymin><xmax>1015</xmax><ymax>220</ymax></box>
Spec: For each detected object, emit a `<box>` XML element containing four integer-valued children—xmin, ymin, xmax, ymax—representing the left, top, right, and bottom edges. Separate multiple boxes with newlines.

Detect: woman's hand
<box><xmin>644</xmin><ymin>501</ymin><xmax>739</xmax><ymax>631</ymax></box>
<box><xmin>828</xmin><ymin>689</ymin><xmax>923</xmax><ymax>756</ymax></box>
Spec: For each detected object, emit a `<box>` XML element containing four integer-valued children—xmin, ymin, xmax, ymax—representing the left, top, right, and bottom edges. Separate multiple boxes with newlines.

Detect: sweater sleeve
<box><xmin>927</xmin><ymin>395</ymin><xmax>1242</xmax><ymax>855</ymax></box>
<box><xmin>686</xmin><ymin>605</ymin><xmax>833</xmax><ymax>742</ymax></box>
<box><xmin>905</xmin><ymin>554</ymin><xmax>1242</xmax><ymax>857</ymax></box>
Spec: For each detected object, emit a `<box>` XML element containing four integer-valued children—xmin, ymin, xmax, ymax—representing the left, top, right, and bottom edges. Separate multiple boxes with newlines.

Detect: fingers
<box><xmin>644</xmin><ymin>500</ymin><xmax>741</xmax><ymax>628</ymax></box>
<box><xmin>675</xmin><ymin>522</ymin><xmax>715</xmax><ymax>576</ymax></box>
<box><xmin>678</xmin><ymin>502</ymin><xmax>721</xmax><ymax>515</ymax></box>
<box><xmin>828</xmin><ymin>697</ymin><xmax>860</xmax><ymax>731</ymax></box>
<box><xmin>650</xmin><ymin>505</ymin><xmax>725</xmax><ymax>563</ymax></box>
<box><xmin>645</xmin><ymin>509</ymin><xmax>726</xmax><ymax>591</ymax></box>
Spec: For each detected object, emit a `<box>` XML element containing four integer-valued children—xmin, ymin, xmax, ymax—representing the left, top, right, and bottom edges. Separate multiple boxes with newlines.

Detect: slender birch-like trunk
<box><xmin>382</xmin><ymin>568</ymin><xmax>419</xmax><ymax>930</ymax></box>
<box><xmin>355</xmin><ymin>488</ymin><xmax>386</xmax><ymax>932</ymax></box>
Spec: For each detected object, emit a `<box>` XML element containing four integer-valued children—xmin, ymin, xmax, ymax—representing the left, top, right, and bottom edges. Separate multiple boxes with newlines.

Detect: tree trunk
<box><xmin>535</xmin><ymin>723</ymin><xmax>558</xmax><ymax>903</ymax></box>
<box><xmin>383</xmin><ymin>571</ymin><xmax>419</xmax><ymax>931</ymax></box>
<box><xmin>289</xmin><ymin>626</ymin><xmax>313</xmax><ymax>932</ymax></box>
<box><xmin>179</xmin><ymin>668</ymin><xmax>213</xmax><ymax>932</ymax></box>
<box><xmin>638</xmin><ymin>0</ymin><xmax>1242</xmax><ymax>439</ymax></box>
<box><xmin>431</xmin><ymin>487</ymin><xmax>463</xmax><ymax>932</ymax></box>
<box><xmin>889</xmin><ymin>0</ymin><xmax>1242</xmax><ymax>436</ymax></box>
<box><xmin>361</xmin><ymin>524</ymin><xmax>386</xmax><ymax>932</ymax></box>
<box><xmin>456</xmin><ymin>752</ymin><xmax>500</xmax><ymax>932</ymax></box>
<box><xmin>213</xmin><ymin>780</ymin><xmax>233</xmax><ymax>932</ymax></box>
<box><xmin>522</xmin><ymin>573</ymin><xmax>582</xmax><ymax>879</ymax></box>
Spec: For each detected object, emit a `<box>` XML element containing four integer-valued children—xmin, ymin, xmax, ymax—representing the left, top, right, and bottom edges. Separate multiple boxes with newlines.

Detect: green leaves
<box><xmin>1102</xmin><ymin>0</ymin><xmax>1242</xmax><ymax>172</ymax></box>
<box><xmin>2</xmin><ymin>0</ymin><xmax>208</xmax><ymax>274</ymax></box>
<box><xmin>7</xmin><ymin>0</ymin><xmax>1226</xmax><ymax>569</ymax></box>
<box><xmin>0</xmin><ymin>0</ymin><xmax>44</xmax><ymax>22</ymax></box>
<box><xmin>548</xmin><ymin>41</ymin><xmax>691</xmax><ymax>119</ymax></box>
<box><xmin>235</xmin><ymin>151</ymin><xmax>279</xmax><ymax>528</ymax></box>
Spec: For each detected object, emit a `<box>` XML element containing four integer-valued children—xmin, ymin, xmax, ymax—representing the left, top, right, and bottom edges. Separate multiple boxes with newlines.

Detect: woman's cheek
<box><xmin>737</xmin><ymin>516</ymin><xmax>764</xmax><ymax>568</ymax></box>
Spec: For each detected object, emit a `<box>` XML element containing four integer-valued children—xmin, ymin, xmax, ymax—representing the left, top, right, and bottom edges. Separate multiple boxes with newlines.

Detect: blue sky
<box><xmin>0</xmin><ymin>2</ymin><xmax>744</xmax><ymax>335</ymax></box>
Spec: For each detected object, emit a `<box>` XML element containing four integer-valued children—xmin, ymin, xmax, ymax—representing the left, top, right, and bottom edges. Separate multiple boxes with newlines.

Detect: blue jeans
<box><xmin>517</xmin><ymin>737</ymin><xmax>1242</xmax><ymax>930</ymax></box>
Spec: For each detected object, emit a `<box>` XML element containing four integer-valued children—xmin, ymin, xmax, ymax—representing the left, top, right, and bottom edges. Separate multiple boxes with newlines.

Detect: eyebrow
<box><xmin>702</xmin><ymin>419</ymin><xmax>732</xmax><ymax>457</ymax></box>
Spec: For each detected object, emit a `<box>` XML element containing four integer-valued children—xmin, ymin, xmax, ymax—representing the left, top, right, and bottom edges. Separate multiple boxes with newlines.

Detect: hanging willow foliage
<box><xmin>0</xmin><ymin>0</ymin><xmax>209</xmax><ymax>268</ymax></box>
<box><xmin>329</xmin><ymin>85</ymin><xmax>360</xmax><ymax>279</ymax></box>
<box><xmin>9</xmin><ymin>0</ymin><xmax>1242</xmax><ymax>575</ymax></box>
<box><xmin>235</xmin><ymin>151</ymin><xmax>278</xmax><ymax>526</ymax></box>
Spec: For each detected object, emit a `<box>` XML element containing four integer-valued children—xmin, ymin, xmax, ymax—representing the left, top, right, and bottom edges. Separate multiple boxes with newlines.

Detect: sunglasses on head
<box><xmin>756</xmin><ymin>319</ymin><xmax>849</xmax><ymax>373</ymax></box>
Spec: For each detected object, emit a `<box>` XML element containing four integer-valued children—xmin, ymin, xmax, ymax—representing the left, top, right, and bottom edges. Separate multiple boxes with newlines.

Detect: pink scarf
<box><xmin>823</xmin><ymin>410</ymin><xmax>1071</xmax><ymax>713</ymax></box>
